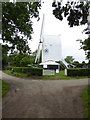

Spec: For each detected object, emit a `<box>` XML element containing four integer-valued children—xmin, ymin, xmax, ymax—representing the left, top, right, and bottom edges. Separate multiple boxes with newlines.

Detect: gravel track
<box><xmin>1</xmin><ymin>71</ymin><xmax>89</xmax><ymax>118</ymax></box>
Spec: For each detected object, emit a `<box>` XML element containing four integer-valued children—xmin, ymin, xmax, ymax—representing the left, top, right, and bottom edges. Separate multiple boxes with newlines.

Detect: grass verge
<box><xmin>0</xmin><ymin>80</ymin><xmax>10</xmax><ymax>97</ymax></box>
<box><xmin>0</xmin><ymin>80</ymin><xmax>2</xmax><ymax>97</ymax></box>
<box><xmin>81</xmin><ymin>86</ymin><xmax>90</xmax><ymax>118</ymax></box>
<box><xmin>4</xmin><ymin>70</ymin><xmax>28</xmax><ymax>77</ymax></box>
<box><xmin>3</xmin><ymin>70</ymin><xmax>88</xmax><ymax>80</ymax></box>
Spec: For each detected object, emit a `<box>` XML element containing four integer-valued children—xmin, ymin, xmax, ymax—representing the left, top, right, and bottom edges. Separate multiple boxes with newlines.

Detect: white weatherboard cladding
<box><xmin>43</xmin><ymin>69</ymin><xmax>55</xmax><ymax>75</ymax></box>
<box><xmin>42</xmin><ymin>35</ymin><xmax>62</xmax><ymax>62</ymax></box>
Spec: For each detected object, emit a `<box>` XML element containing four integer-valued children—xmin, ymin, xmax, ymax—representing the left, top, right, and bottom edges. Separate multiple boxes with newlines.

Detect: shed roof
<box><xmin>39</xmin><ymin>60</ymin><xmax>59</xmax><ymax>65</ymax></box>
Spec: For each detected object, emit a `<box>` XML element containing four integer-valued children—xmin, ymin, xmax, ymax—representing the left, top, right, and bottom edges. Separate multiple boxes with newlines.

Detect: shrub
<box><xmin>6</xmin><ymin>66</ymin><xmax>43</xmax><ymax>76</ymax></box>
<box><xmin>20</xmin><ymin>56</ymin><xmax>32</xmax><ymax>67</ymax></box>
<box><xmin>27</xmin><ymin>67</ymin><xmax>43</xmax><ymax>76</ymax></box>
<box><xmin>9</xmin><ymin>53</ymin><xmax>34</xmax><ymax>67</ymax></box>
<box><xmin>67</xmin><ymin>68</ymin><xmax>90</xmax><ymax>76</ymax></box>
<box><xmin>6</xmin><ymin>66</ymin><xmax>13</xmax><ymax>71</ymax></box>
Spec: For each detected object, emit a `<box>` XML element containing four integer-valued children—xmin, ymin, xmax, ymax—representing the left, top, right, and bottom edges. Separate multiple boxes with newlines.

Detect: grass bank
<box><xmin>81</xmin><ymin>86</ymin><xmax>90</xmax><ymax>118</ymax></box>
<box><xmin>0</xmin><ymin>80</ymin><xmax>10</xmax><ymax>97</ymax></box>
<box><xmin>4</xmin><ymin>70</ymin><xmax>88</xmax><ymax>80</ymax></box>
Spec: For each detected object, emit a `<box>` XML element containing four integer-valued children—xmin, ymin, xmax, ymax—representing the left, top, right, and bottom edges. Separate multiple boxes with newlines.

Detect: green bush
<box><xmin>6</xmin><ymin>66</ymin><xmax>13</xmax><ymax>71</ymax></box>
<box><xmin>6</xmin><ymin>66</ymin><xmax>43</xmax><ymax>76</ymax></box>
<box><xmin>27</xmin><ymin>67</ymin><xmax>43</xmax><ymax>76</ymax></box>
<box><xmin>9</xmin><ymin>53</ymin><xmax>34</xmax><ymax>67</ymax></box>
<box><xmin>20</xmin><ymin>57</ymin><xmax>31</xmax><ymax>67</ymax></box>
<box><xmin>67</xmin><ymin>68</ymin><xmax>90</xmax><ymax>76</ymax></box>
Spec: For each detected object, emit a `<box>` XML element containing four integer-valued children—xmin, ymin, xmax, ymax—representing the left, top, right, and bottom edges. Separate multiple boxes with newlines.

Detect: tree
<box><xmin>52</xmin><ymin>1</ymin><xmax>90</xmax><ymax>59</ymax></box>
<box><xmin>8</xmin><ymin>53</ymin><xmax>24</xmax><ymax>66</ymax></box>
<box><xmin>52</xmin><ymin>1</ymin><xmax>89</xmax><ymax>27</ymax></box>
<box><xmin>2</xmin><ymin>2</ymin><xmax>41</xmax><ymax>53</ymax></box>
<box><xmin>77</xmin><ymin>37</ymin><xmax>90</xmax><ymax>59</ymax></box>
<box><xmin>9</xmin><ymin>53</ymin><xmax>33</xmax><ymax>67</ymax></box>
<box><xmin>1</xmin><ymin>44</ymin><xmax>9</xmax><ymax>68</ymax></box>
<box><xmin>20</xmin><ymin>55</ymin><xmax>32</xmax><ymax>67</ymax></box>
<box><xmin>64</xmin><ymin>56</ymin><xmax>75</xmax><ymax>64</ymax></box>
<box><xmin>72</xmin><ymin>60</ymin><xmax>81</xmax><ymax>68</ymax></box>
<box><xmin>0</xmin><ymin>2</ymin><xmax>2</xmax><ymax>34</ymax></box>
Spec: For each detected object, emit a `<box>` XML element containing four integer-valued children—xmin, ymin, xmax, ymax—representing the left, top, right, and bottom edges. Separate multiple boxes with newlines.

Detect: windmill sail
<box><xmin>40</xmin><ymin>14</ymin><xmax>45</xmax><ymax>42</ymax></box>
<box><xmin>35</xmin><ymin>14</ymin><xmax>45</xmax><ymax>63</ymax></box>
<box><xmin>35</xmin><ymin>42</ymin><xmax>41</xmax><ymax>63</ymax></box>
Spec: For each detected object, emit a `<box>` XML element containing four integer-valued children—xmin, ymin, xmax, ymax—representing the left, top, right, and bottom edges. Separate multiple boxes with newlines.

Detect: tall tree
<box><xmin>2</xmin><ymin>2</ymin><xmax>41</xmax><ymax>53</ymax></box>
<box><xmin>1</xmin><ymin>44</ymin><xmax>9</xmax><ymax>68</ymax></box>
<box><xmin>52</xmin><ymin>1</ymin><xmax>89</xmax><ymax>27</ymax></box>
<box><xmin>52</xmin><ymin>0</ymin><xmax>90</xmax><ymax>59</ymax></box>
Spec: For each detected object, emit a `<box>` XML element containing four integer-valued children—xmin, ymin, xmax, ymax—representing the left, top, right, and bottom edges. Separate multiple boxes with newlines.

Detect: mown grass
<box><xmin>4</xmin><ymin>70</ymin><xmax>88</xmax><ymax>80</ymax></box>
<box><xmin>42</xmin><ymin>70</ymin><xmax>88</xmax><ymax>80</ymax></box>
<box><xmin>0</xmin><ymin>80</ymin><xmax>10</xmax><ymax>97</ymax></box>
<box><xmin>81</xmin><ymin>86</ymin><xmax>90</xmax><ymax>118</ymax></box>
<box><xmin>4</xmin><ymin>70</ymin><xmax>28</xmax><ymax>77</ymax></box>
<box><xmin>0</xmin><ymin>80</ymin><xmax>2</xmax><ymax>97</ymax></box>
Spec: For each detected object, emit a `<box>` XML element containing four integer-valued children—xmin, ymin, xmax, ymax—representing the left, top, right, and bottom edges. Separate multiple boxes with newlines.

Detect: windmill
<box><xmin>35</xmin><ymin>14</ymin><xmax>45</xmax><ymax>63</ymax></box>
<box><xmin>35</xmin><ymin>14</ymin><xmax>68</xmax><ymax>71</ymax></box>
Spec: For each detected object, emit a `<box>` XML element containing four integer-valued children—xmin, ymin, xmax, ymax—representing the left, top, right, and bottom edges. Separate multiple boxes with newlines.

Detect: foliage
<box><xmin>8</xmin><ymin>53</ymin><xmax>34</xmax><ymax>67</ymax></box>
<box><xmin>2</xmin><ymin>2</ymin><xmax>41</xmax><ymax>53</ymax></box>
<box><xmin>81</xmin><ymin>86</ymin><xmax>90</xmax><ymax>118</ymax></box>
<box><xmin>20</xmin><ymin>55</ymin><xmax>32</xmax><ymax>67</ymax></box>
<box><xmin>27</xmin><ymin>67</ymin><xmax>43</xmax><ymax>76</ymax></box>
<box><xmin>77</xmin><ymin>38</ymin><xmax>90</xmax><ymax>59</ymax></box>
<box><xmin>4</xmin><ymin>69</ymin><xmax>88</xmax><ymax>80</ymax></box>
<box><xmin>72</xmin><ymin>60</ymin><xmax>80</xmax><ymax>67</ymax></box>
<box><xmin>72</xmin><ymin>60</ymin><xmax>88</xmax><ymax>68</ymax></box>
<box><xmin>67</xmin><ymin>68</ymin><xmax>90</xmax><ymax>76</ymax></box>
<box><xmin>64</xmin><ymin>56</ymin><xmax>75</xmax><ymax>64</ymax></box>
<box><xmin>0</xmin><ymin>44</ymin><xmax>1</xmax><ymax>70</ymax></box>
<box><xmin>5</xmin><ymin>66</ymin><xmax>13</xmax><ymax>71</ymax></box>
<box><xmin>6</xmin><ymin>66</ymin><xmax>43</xmax><ymax>76</ymax></box>
<box><xmin>52</xmin><ymin>1</ymin><xmax>90</xmax><ymax>59</ymax></box>
<box><xmin>8</xmin><ymin>53</ymin><xmax>24</xmax><ymax>66</ymax></box>
<box><xmin>52</xmin><ymin>1</ymin><xmax>89</xmax><ymax>27</ymax></box>
<box><xmin>0</xmin><ymin>80</ymin><xmax>1</xmax><ymax>97</ymax></box>
<box><xmin>1</xmin><ymin>44</ymin><xmax>9</xmax><ymax>69</ymax></box>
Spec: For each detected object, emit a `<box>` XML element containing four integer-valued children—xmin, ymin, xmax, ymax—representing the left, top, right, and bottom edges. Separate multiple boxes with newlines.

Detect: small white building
<box><xmin>40</xmin><ymin>60</ymin><xmax>60</xmax><ymax>70</ymax></box>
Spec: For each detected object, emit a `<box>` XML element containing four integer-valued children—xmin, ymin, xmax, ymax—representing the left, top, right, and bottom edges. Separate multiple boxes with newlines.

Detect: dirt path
<box><xmin>1</xmin><ymin>71</ymin><xmax>89</xmax><ymax>118</ymax></box>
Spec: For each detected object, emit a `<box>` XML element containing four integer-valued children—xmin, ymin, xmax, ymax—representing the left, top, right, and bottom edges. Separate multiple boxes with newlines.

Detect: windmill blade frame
<box><xmin>35</xmin><ymin>42</ymin><xmax>41</xmax><ymax>63</ymax></box>
<box><xmin>35</xmin><ymin>14</ymin><xmax>45</xmax><ymax>63</ymax></box>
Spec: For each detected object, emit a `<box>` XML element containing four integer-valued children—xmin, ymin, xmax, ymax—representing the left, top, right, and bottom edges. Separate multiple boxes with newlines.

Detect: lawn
<box><xmin>4</xmin><ymin>70</ymin><xmax>88</xmax><ymax>80</ymax></box>
<box><xmin>4</xmin><ymin>70</ymin><xmax>28</xmax><ymax>77</ymax></box>
<box><xmin>42</xmin><ymin>70</ymin><xmax>88</xmax><ymax>80</ymax></box>
<box><xmin>0</xmin><ymin>80</ymin><xmax>10</xmax><ymax>97</ymax></box>
<box><xmin>81</xmin><ymin>86</ymin><xmax>90</xmax><ymax>118</ymax></box>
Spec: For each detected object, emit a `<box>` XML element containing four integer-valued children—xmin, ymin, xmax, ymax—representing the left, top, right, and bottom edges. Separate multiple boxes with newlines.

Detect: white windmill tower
<box><xmin>35</xmin><ymin>14</ymin><xmax>68</xmax><ymax>73</ymax></box>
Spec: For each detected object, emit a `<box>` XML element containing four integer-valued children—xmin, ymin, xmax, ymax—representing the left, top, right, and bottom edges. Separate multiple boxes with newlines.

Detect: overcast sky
<box><xmin>29</xmin><ymin>0</ymin><xmax>88</xmax><ymax>63</ymax></box>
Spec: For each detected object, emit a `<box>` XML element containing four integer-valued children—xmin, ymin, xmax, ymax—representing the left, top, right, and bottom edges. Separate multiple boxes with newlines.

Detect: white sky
<box><xmin>29</xmin><ymin>0</ymin><xmax>88</xmax><ymax>63</ymax></box>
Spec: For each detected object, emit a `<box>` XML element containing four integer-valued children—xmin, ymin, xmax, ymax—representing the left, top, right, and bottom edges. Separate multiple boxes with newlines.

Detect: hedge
<box><xmin>6</xmin><ymin>66</ymin><xmax>43</xmax><ymax>76</ymax></box>
<box><xmin>67</xmin><ymin>68</ymin><xmax>90</xmax><ymax>76</ymax></box>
